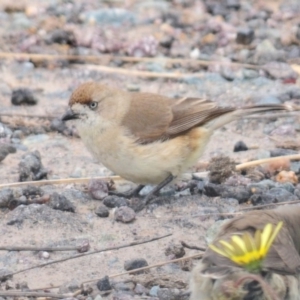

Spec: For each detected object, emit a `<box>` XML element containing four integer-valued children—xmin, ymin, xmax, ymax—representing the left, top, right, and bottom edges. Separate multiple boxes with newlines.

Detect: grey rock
<box><xmin>88</xmin><ymin>179</ymin><xmax>108</xmax><ymax>200</ymax></box>
<box><xmin>279</xmin><ymin>183</ymin><xmax>295</xmax><ymax>194</ymax></box>
<box><xmin>103</xmin><ymin>196</ymin><xmax>128</xmax><ymax>208</ymax></box>
<box><xmin>243</xmin><ymin>69</ymin><xmax>259</xmax><ymax>79</ymax></box>
<box><xmin>0</xmin><ymin>189</ymin><xmax>13</xmax><ymax>208</ymax></box>
<box><xmin>49</xmin><ymin>192</ymin><xmax>75</xmax><ymax>212</ymax></box>
<box><xmin>11</xmin><ymin>88</ymin><xmax>38</xmax><ymax>105</ymax></box>
<box><xmin>134</xmin><ymin>283</ymin><xmax>148</xmax><ymax>295</ymax></box>
<box><xmin>254</xmin><ymin>39</ymin><xmax>284</xmax><ymax>64</ymax></box>
<box><xmin>95</xmin><ymin>205</ymin><xmax>109</xmax><ymax>218</ymax></box>
<box><xmin>18</xmin><ymin>150</ymin><xmax>47</xmax><ymax>181</ymax></box>
<box><xmin>114</xmin><ymin>282</ymin><xmax>135</xmax><ymax>292</ymax></box>
<box><xmin>50</xmin><ymin>118</ymin><xmax>71</xmax><ymax>135</ymax></box>
<box><xmin>94</xmin><ymin>295</ymin><xmax>103</xmax><ymax>300</ymax></box>
<box><xmin>0</xmin><ymin>148</ymin><xmax>9</xmax><ymax>162</ymax></box>
<box><xmin>46</xmin><ymin>29</ymin><xmax>76</xmax><ymax>46</ymax></box>
<box><xmin>96</xmin><ymin>276</ymin><xmax>111</xmax><ymax>291</ymax></box>
<box><xmin>149</xmin><ymin>286</ymin><xmax>160</xmax><ymax>297</ymax></box>
<box><xmin>0</xmin><ymin>122</ymin><xmax>12</xmax><ymax>138</ymax></box>
<box><xmin>124</xmin><ymin>258</ymin><xmax>148</xmax><ymax>272</ymax></box>
<box><xmin>12</xmin><ymin>130</ymin><xmax>24</xmax><ymax>139</ymax></box>
<box><xmin>114</xmin><ymin>207</ymin><xmax>135</xmax><ymax>223</ymax></box>
<box><xmin>236</xmin><ymin>28</ymin><xmax>254</xmax><ymax>45</ymax></box>
<box><xmin>157</xmin><ymin>288</ymin><xmax>173</xmax><ymax>300</ymax></box>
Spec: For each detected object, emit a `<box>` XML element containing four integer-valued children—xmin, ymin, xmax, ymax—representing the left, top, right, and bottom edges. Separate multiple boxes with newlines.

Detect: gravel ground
<box><xmin>0</xmin><ymin>0</ymin><xmax>299</xmax><ymax>299</ymax></box>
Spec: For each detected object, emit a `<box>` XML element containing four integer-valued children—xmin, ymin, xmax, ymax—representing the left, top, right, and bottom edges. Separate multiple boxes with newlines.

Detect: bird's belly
<box><xmin>80</xmin><ymin>126</ymin><xmax>211</xmax><ymax>185</ymax></box>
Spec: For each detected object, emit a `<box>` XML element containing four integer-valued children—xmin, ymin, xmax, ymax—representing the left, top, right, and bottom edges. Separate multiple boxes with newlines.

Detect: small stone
<box><xmin>12</xmin><ymin>130</ymin><xmax>24</xmax><ymax>139</ymax></box>
<box><xmin>94</xmin><ymin>295</ymin><xmax>103</xmax><ymax>300</ymax></box>
<box><xmin>46</xmin><ymin>29</ymin><xmax>77</xmax><ymax>46</ymax></box>
<box><xmin>18</xmin><ymin>150</ymin><xmax>47</xmax><ymax>181</ymax></box>
<box><xmin>39</xmin><ymin>251</ymin><xmax>50</xmax><ymax>259</ymax></box>
<box><xmin>124</xmin><ymin>258</ymin><xmax>148</xmax><ymax>273</ymax></box>
<box><xmin>254</xmin><ymin>39</ymin><xmax>284</xmax><ymax>64</ymax></box>
<box><xmin>95</xmin><ymin>205</ymin><xmax>109</xmax><ymax>218</ymax></box>
<box><xmin>96</xmin><ymin>276</ymin><xmax>111</xmax><ymax>291</ymax></box>
<box><xmin>49</xmin><ymin>192</ymin><xmax>75</xmax><ymax>212</ymax></box>
<box><xmin>236</xmin><ymin>28</ymin><xmax>254</xmax><ymax>45</ymax></box>
<box><xmin>134</xmin><ymin>283</ymin><xmax>148</xmax><ymax>295</ymax></box>
<box><xmin>0</xmin><ymin>189</ymin><xmax>13</xmax><ymax>208</ymax></box>
<box><xmin>165</xmin><ymin>243</ymin><xmax>185</xmax><ymax>258</ymax></box>
<box><xmin>88</xmin><ymin>179</ymin><xmax>108</xmax><ymax>200</ymax></box>
<box><xmin>233</xmin><ymin>141</ymin><xmax>248</xmax><ymax>152</ymax></box>
<box><xmin>114</xmin><ymin>207</ymin><xmax>135</xmax><ymax>223</ymax></box>
<box><xmin>0</xmin><ymin>148</ymin><xmax>9</xmax><ymax>162</ymax></box>
<box><xmin>11</xmin><ymin>88</ymin><xmax>38</xmax><ymax>105</ymax></box>
<box><xmin>103</xmin><ymin>196</ymin><xmax>128</xmax><ymax>208</ymax></box>
<box><xmin>149</xmin><ymin>285</ymin><xmax>160</xmax><ymax>297</ymax></box>
<box><xmin>114</xmin><ymin>282</ymin><xmax>135</xmax><ymax>292</ymax></box>
<box><xmin>157</xmin><ymin>288</ymin><xmax>173</xmax><ymax>300</ymax></box>
<box><xmin>22</xmin><ymin>185</ymin><xmax>43</xmax><ymax>198</ymax></box>
<box><xmin>226</xmin><ymin>0</ymin><xmax>240</xmax><ymax>9</ymax></box>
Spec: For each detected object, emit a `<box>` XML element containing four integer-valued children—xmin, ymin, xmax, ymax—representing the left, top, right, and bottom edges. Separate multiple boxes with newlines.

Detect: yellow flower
<box><xmin>209</xmin><ymin>221</ymin><xmax>283</xmax><ymax>272</ymax></box>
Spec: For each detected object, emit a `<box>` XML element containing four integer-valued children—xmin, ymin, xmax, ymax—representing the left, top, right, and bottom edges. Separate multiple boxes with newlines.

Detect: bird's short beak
<box><xmin>61</xmin><ymin>109</ymin><xmax>79</xmax><ymax>121</ymax></box>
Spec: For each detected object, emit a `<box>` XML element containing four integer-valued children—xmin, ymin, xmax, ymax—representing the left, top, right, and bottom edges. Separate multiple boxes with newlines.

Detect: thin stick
<box><xmin>181</xmin><ymin>241</ymin><xmax>206</xmax><ymax>251</ymax></box>
<box><xmin>0</xmin><ymin>291</ymin><xmax>74</xmax><ymax>299</ymax></box>
<box><xmin>0</xmin><ymin>113</ymin><xmax>56</xmax><ymax>119</ymax></box>
<box><xmin>235</xmin><ymin>154</ymin><xmax>300</xmax><ymax>170</ymax></box>
<box><xmin>74</xmin><ymin>64</ymin><xmax>206</xmax><ymax>79</ymax></box>
<box><xmin>0</xmin><ymin>243</ymin><xmax>88</xmax><ymax>252</ymax></box>
<box><xmin>34</xmin><ymin>253</ymin><xmax>203</xmax><ymax>291</ymax></box>
<box><xmin>0</xmin><ymin>175</ymin><xmax>121</xmax><ymax>189</ymax></box>
<box><xmin>7</xmin><ymin>233</ymin><xmax>172</xmax><ymax>278</ymax></box>
<box><xmin>0</xmin><ymin>52</ymin><xmax>260</xmax><ymax>69</ymax></box>
<box><xmin>239</xmin><ymin>200</ymin><xmax>300</xmax><ymax>211</ymax></box>
<box><xmin>245</xmin><ymin>112</ymin><xmax>300</xmax><ymax>119</ymax></box>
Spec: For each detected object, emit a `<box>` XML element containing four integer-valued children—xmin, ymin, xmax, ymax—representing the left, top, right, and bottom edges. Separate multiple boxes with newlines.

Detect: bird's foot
<box><xmin>108</xmin><ymin>184</ymin><xmax>145</xmax><ymax>199</ymax></box>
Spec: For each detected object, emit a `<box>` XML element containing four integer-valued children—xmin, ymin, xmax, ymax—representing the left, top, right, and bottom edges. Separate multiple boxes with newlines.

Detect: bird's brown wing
<box><xmin>166</xmin><ymin>97</ymin><xmax>234</xmax><ymax>135</ymax></box>
<box><xmin>121</xmin><ymin>92</ymin><xmax>173</xmax><ymax>142</ymax></box>
<box><xmin>121</xmin><ymin>94</ymin><xmax>234</xmax><ymax>142</ymax></box>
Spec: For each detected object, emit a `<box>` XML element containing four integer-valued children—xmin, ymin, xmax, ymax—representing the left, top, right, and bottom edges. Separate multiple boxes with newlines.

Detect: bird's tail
<box><xmin>204</xmin><ymin>103</ymin><xmax>299</xmax><ymax>132</ymax></box>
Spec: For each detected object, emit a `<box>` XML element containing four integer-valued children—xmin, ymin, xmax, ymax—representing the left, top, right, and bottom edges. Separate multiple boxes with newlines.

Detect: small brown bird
<box><xmin>62</xmin><ymin>82</ymin><xmax>298</xmax><ymax>202</ymax></box>
<box><xmin>190</xmin><ymin>205</ymin><xmax>300</xmax><ymax>300</ymax></box>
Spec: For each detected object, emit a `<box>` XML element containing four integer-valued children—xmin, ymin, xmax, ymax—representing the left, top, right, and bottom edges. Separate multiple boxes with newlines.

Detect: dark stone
<box><xmin>47</xmin><ymin>29</ymin><xmax>77</xmax><ymax>46</ymax></box>
<box><xmin>11</xmin><ymin>88</ymin><xmax>38</xmax><ymax>105</ymax></box>
<box><xmin>233</xmin><ymin>140</ymin><xmax>248</xmax><ymax>152</ymax></box>
<box><xmin>95</xmin><ymin>205</ymin><xmax>109</xmax><ymax>218</ymax></box>
<box><xmin>22</xmin><ymin>186</ymin><xmax>43</xmax><ymax>198</ymax></box>
<box><xmin>226</xmin><ymin>0</ymin><xmax>240</xmax><ymax>9</ymax></box>
<box><xmin>49</xmin><ymin>192</ymin><xmax>75</xmax><ymax>212</ymax></box>
<box><xmin>18</xmin><ymin>151</ymin><xmax>47</xmax><ymax>182</ymax></box>
<box><xmin>203</xmin><ymin>183</ymin><xmax>222</xmax><ymax>197</ymax></box>
<box><xmin>0</xmin><ymin>148</ymin><xmax>9</xmax><ymax>162</ymax></box>
<box><xmin>96</xmin><ymin>276</ymin><xmax>111</xmax><ymax>291</ymax></box>
<box><xmin>103</xmin><ymin>196</ymin><xmax>129</xmax><ymax>208</ymax></box>
<box><xmin>124</xmin><ymin>258</ymin><xmax>148</xmax><ymax>273</ymax></box>
<box><xmin>236</xmin><ymin>28</ymin><xmax>254</xmax><ymax>45</ymax></box>
<box><xmin>252</xmin><ymin>188</ymin><xmax>297</xmax><ymax>205</ymax></box>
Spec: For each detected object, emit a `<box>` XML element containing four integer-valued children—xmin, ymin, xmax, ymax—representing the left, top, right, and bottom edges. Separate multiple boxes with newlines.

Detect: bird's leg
<box><xmin>144</xmin><ymin>174</ymin><xmax>175</xmax><ymax>204</ymax></box>
<box><xmin>109</xmin><ymin>184</ymin><xmax>145</xmax><ymax>198</ymax></box>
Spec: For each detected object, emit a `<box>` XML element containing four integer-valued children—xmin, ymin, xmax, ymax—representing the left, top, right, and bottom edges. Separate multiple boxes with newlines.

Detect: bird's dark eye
<box><xmin>89</xmin><ymin>101</ymin><xmax>98</xmax><ymax>110</ymax></box>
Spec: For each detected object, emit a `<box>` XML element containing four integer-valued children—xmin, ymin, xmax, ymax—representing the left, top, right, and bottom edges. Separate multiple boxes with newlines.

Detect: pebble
<box><xmin>96</xmin><ymin>276</ymin><xmax>111</xmax><ymax>291</ymax></box>
<box><xmin>11</xmin><ymin>88</ymin><xmax>38</xmax><ymax>105</ymax></box>
<box><xmin>59</xmin><ymin>279</ymin><xmax>81</xmax><ymax>293</ymax></box>
<box><xmin>95</xmin><ymin>205</ymin><xmax>109</xmax><ymax>218</ymax></box>
<box><xmin>233</xmin><ymin>140</ymin><xmax>248</xmax><ymax>152</ymax></box>
<box><xmin>0</xmin><ymin>189</ymin><xmax>13</xmax><ymax>208</ymax></box>
<box><xmin>114</xmin><ymin>206</ymin><xmax>136</xmax><ymax>223</ymax></box>
<box><xmin>49</xmin><ymin>192</ymin><xmax>75</xmax><ymax>212</ymax></box>
<box><xmin>0</xmin><ymin>123</ymin><xmax>12</xmax><ymax>138</ymax></box>
<box><xmin>134</xmin><ymin>283</ymin><xmax>148</xmax><ymax>295</ymax></box>
<box><xmin>149</xmin><ymin>285</ymin><xmax>160</xmax><ymax>297</ymax></box>
<box><xmin>103</xmin><ymin>196</ymin><xmax>129</xmax><ymax>208</ymax></box>
<box><xmin>254</xmin><ymin>39</ymin><xmax>284</xmax><ymax>64</ymax></box>
<box><xmin>165</xmin><ymin>243</ymin><xmax>185</xmax><ymax>258</ymax></box>
<box><xmin>18</xmin><ymin>150</ymin><xmax>48</xmax><ymax>181</ymax></box>
<box><xmin>46</xmin><ymin>29</ymin><xmax>77</xmax><ymax>46</ymax></box>
<box><xmin>124</xmin><ymin>258</ymin><xmax>148</xmax><ymax>273</ymax></box>
<box><xmin>236</xmin><ymin>28</ymin><xmax>254</xmax><ymax>45</ymax></box>
<box><xmin>88</xmin><ymin>179</ymin><xmax>108</xmax><ymax>200</ymax></box>
<box><xmin>50</xmin><ymin>118</ymin><xmax>71</xmax><ymax>135</ymax></box>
